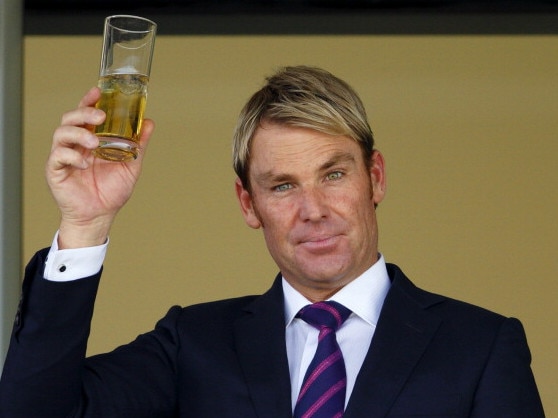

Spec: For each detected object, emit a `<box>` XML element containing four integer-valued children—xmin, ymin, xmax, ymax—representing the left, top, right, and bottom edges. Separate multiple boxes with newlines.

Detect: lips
<box><xmin>298</xmin><ymin>234</ymin><xmax>342</xmax><ymax>253</ymax></box>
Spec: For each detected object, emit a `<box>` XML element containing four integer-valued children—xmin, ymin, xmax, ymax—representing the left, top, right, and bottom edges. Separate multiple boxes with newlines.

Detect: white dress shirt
<box><xmin>283</xmin><ymin>255</ymin><xmax>391</xmax><ymax>411</ymax></box>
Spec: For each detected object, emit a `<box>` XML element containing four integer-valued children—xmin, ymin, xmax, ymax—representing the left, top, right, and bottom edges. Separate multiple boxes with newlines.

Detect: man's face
<box><xmin>235</xmin><ymin>122</ymin><xmax>386</xmax><ymax>302</ymax></box>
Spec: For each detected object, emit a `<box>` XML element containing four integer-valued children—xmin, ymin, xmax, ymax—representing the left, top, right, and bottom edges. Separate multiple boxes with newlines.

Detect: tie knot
<box><xmin>297</xmin><ymin>300</ymin><xmax>352</xmax><ymax>331</ymax></box>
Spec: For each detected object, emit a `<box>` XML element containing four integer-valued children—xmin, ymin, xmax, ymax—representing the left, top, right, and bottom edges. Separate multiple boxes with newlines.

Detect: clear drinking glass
<box><xmin>92</xmin><ymin>15</ymin><xmax>156</xmax><ymax>162</ymax></box>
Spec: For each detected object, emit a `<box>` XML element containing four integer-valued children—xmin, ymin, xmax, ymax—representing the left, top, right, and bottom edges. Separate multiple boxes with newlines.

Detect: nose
<box><xmin>298</xmin><ymin>187</ymin><xmax>329</xmax><ymax>222</ymax></box>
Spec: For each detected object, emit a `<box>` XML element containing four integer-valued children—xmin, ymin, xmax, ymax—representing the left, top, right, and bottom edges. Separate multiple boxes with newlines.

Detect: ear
<box><xmin>235</xmin><ymin>177</ymin><xmax>262</xmax><ymax>229</ymax></box>
<box><xmin>369</xmin><ymin>150</ymin><xmax>386</xmax><ymax>205</ymax></box>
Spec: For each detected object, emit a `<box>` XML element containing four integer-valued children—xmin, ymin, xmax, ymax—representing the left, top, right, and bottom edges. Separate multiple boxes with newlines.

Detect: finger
<box><xmin>134</xmin><ymin>119</ymin><xmax>155</xmax><ymax>162</ymax></box>
<box><xmin>47</xmin><ymin>143</ymin><xmax>90</xmax><ymax>172</ymax></box>
<box><xmin>52</xmin><ymin>125</ymin><xmax>99</xmax><ymax>152</ymax></box>
<box><xmin>59</xmin><ymin>88</ymin><xmax>104</xmax><ymax>128</ymax></box>
<box><xmin>139</xmin><ymin>119</ymin><xmax>155</xmax><ymax>149</ymax></box>
<box><xmin>60</xmin><ymin>106</ymin><xmax>105</xmax><ymax>129</ymax></box>
<box><xmin>78</xmin><ymin>87</ymin><xmax>101</xmax><ymax>108</ymax></box>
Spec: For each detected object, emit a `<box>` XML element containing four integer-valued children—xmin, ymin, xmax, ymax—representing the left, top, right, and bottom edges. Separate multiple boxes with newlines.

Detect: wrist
<box><xmin>58</xmin><ymin>217</ymin><xmax>113</xmax><ymax>249</ymax></box>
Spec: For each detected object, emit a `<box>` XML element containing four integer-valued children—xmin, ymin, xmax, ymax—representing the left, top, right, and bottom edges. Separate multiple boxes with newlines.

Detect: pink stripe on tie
<box><xmin>317</xmin><ymin>327</ymin><xmax>333</xmax><ymax>342</ymax></box>
<box><xmin>301</xmin><ymin>379</ymin><xmax>346</xmax><ymax>418</ymax></box>
<box><xmin>297</xmin><ymin>351</ymin><xmax>342</xmax><ymax>401</ymax></box>
<box><xmin>317</xmin><ymin>303</ymin><xmax>344</xmax><ymax>328</ymax></box>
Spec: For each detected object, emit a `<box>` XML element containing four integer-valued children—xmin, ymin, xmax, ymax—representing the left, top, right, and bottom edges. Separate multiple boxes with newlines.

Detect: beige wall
<box><xmin>24</xmin><ymin>35</ymin><xmax>557</xmax><ymax>413</ymax></box>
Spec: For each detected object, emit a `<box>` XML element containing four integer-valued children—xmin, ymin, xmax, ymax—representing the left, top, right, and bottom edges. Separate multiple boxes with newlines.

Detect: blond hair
<box><xmin>232</xmin><ymin>66</ymin><xmax>375</xmax><ymax>189</ymax></box>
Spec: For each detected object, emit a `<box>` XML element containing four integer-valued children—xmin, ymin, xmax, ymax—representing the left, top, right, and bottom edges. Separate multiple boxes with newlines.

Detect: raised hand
<box><xmin>46</xmin><ymin>87</ymin><xmax>155</xmax><ymax>249</ymax></box>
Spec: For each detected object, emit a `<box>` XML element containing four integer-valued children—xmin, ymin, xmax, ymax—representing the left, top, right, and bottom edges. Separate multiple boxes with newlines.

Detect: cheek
<box><xmin>258</xmin><ymin>203</ymin><xmax>302</xmax><ymax>253</ymax></box>
<box><xmin>331</xmin><ymin>189</ymin><xmax>368</xmax><ymax>214</ymax></box>
<box><xmin>334</xmin><ymin>187</ymin><xmax>376</xmax><ymax>229</ymax></box>
<box><xmin>253</xmin><ymin>198</ymin><xmax>289</xmax><ymax>231</ymax></box>
<box><xmin>260</xmin><ymin>217</ymin><xmax>296</xmax><ymax>266</ymax></box>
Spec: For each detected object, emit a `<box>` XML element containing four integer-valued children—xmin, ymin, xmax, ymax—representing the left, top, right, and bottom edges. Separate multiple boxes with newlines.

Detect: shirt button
<box><xmin>58</xmin><ymin>264</ymin><xmax>67</xmax><ymax>272</ymax></box>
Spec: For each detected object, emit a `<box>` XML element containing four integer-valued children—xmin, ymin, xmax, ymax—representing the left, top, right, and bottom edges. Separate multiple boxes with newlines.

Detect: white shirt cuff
<box><xmin>44</xmin><ymin>231</ymin><xmax>108</xmax><ymax>282</ymax></box>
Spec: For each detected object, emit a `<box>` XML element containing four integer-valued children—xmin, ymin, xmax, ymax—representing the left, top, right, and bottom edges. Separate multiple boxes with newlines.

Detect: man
<box><xmin>0</xmin><ymin>66</ymin><xmax>544</xmax><ymax>417</ymax></box>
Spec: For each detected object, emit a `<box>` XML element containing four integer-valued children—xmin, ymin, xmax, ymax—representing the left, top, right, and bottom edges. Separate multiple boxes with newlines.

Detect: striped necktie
<box><xmin>294</xmin><ymin>301</ymin><xmax>352</xmax><ymax>418</ymax></box>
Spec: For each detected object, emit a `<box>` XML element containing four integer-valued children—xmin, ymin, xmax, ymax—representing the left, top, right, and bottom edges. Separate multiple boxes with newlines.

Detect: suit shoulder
<box><xmin>159</xmin><ymin>295</ymin><xmax>260</xmax><ymax>329</ymax></box>
<box><xmin>387</xmin><ymin>262</ymin><xmax>509</xmax><ymax>325</ymax></box>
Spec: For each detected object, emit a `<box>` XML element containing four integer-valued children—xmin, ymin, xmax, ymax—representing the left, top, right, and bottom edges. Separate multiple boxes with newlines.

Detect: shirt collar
<box><xmin>282</xmin><ymin>254</ymin><xmax>391</xmax><ymax>327</ymax></box>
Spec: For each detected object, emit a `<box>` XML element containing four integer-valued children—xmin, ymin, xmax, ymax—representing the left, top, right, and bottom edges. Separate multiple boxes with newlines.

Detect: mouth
<box><xmin>298</xmin><ymin>234</ymin><xmax>341</xmax><ymax>253</ymax></box>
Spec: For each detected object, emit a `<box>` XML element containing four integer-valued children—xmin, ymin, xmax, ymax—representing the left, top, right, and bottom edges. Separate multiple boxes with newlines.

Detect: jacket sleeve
<box><xmin>471</xmin><ymin>317</ymin><xmax>545</xmax><ymax>417</ymax></box>
<box><xmin>0</xmin><ymin>248</ymin><xmax>181</xmax><ymax>418</ymax></box>
<box><xmin>0</xmin><ymin>248</ymin><xmax>101</xmax><ymax>417</ymax></box>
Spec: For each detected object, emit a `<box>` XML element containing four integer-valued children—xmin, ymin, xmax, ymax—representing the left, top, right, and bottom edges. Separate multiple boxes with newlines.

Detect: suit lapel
<box><xmin>345</xmin><ymin>264</ymin><xmax>444</xmax><ymax>418</ymax></box>
<box><xmin>233</xmin><ymin>265</ymin><xmax>445</xmax><ymax>418</ymax></box>
<box><xmin>234</xmin><ymin>275</ymin><xmax>293</xmax><ymax>418</ymax></box>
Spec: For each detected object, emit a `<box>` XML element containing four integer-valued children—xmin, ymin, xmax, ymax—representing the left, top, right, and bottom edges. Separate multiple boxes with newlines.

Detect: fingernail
<box><xmin>94</xmin><ymin>109</ymin><xmax>105</xmax><ymax>121</ymax></box>
<box><xmin>87</xmin><ymin>134</ymin><xmax>99</xmax><ymax>147</ymax></box>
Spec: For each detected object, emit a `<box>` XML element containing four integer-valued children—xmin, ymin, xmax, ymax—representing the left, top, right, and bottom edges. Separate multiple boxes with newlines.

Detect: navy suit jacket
<box><xmin>0</xmin><ymin>248</ymin><xmax>545</xmax><ymax>417</ymax></box>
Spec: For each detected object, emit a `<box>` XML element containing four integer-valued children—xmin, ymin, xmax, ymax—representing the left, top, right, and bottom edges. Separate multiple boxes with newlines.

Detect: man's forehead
<box><xmin>252</xmin><ymin>124</ymin><xmax>356</xmax><ymax>153</ymax></box>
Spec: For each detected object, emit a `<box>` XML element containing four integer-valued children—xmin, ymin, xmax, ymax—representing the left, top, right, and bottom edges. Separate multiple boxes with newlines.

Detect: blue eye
<box><xmin>275</xmin><ymin>183</ymin><xmax>293</xmax><ymax>192</ymax></box>
<box><xmin>327</xmin><ymin>171</ymin><xmax>343</xmax><ymax>181</ymax></box>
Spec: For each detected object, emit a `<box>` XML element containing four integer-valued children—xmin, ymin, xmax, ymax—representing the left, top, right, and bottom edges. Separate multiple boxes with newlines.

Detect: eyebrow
<box><xmin>320</xmin><ymin>151</ymin><xmax>356</xmax><ymax>171</ymax></box>
<box><xmin>253</xmin><ymin>151</ymin><xmax>357</xmax><ymax>186</ymax></box>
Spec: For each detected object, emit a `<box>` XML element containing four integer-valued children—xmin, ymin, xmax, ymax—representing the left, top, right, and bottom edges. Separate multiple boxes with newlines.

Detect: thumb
<box><xmin>135</xmin><ymin>119</ymin><xmax>155</xmax><ymax>162</ymax></box>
